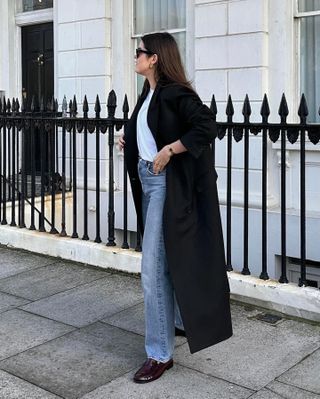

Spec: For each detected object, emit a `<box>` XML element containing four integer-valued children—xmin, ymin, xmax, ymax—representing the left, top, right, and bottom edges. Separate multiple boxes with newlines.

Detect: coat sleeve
<box><xmin>173</xmin><ymin>85</ymin><xmax>217</xmax><ymax>159</ymax></box>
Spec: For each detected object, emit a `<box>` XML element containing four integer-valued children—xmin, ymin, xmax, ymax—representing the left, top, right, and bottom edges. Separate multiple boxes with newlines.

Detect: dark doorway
<box><xmin>22</xmin><ymin>22</ymin><xmax>54</xmax><ymax>173</ymax></box>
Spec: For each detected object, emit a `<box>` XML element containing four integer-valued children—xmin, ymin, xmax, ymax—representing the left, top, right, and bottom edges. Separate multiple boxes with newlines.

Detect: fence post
<box><xmin>106</xmin><ymin>90</ymin><xmax>116</xmax><ymax>247</ymax></box>
<box><xmin>278</xmin><ymin>94</ymin><xmax>289</xmax><ymax>284</ymax></box>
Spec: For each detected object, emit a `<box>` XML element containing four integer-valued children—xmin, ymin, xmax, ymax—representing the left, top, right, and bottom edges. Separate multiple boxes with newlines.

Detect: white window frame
<box><xmin>130</xmin><ymin>0</ymin><xmax>194</xmax><ymax>99</ymax></box>
<box><xmin>271</xmin><ymin>1</ymin><xmax>320</xmax><ymax>151</ymax></box>
<box><xmin>294</xmin><ymin>1</ymin><xmax>320</xmax><ymax>122</ymax></box>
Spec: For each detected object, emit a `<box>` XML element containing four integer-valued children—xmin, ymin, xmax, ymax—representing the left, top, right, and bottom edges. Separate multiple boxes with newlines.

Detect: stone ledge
<box><xmin>229</xmin><ymin>272</ymin><xmax>320</xmax><ymax>323</ymax></box>
<box><xmin>0</xmin><ymin>225</ymin><xmax>141</xmax><ymax>274</ymax></box>
<box><xmin>0</xmin><ymin>225</ymin><xmax>319</xmax><ymax>323</ymax></box>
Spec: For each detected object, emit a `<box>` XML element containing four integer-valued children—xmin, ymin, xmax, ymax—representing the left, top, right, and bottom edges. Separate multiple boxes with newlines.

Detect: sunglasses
<box><xmin>135</xmin><ymin>47</ymin><xmax>154</xmax><ymax>58</ymax></box>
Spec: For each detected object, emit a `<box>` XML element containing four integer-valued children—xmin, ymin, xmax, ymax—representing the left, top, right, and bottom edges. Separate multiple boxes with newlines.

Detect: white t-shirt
<box><xmin>136</xmin><ymin>89</ymin><xmax>158</xmax><ymax>161</ymax></box>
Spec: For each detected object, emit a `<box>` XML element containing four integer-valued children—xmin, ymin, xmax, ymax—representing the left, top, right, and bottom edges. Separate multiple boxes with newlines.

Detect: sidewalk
<box><xmin>0</xmin><ymin>245</ymin><xmax>319</xmax><ymax>399</ymax></box>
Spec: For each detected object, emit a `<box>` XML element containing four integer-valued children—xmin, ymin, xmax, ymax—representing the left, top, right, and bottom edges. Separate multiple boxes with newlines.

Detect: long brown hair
<box><xmin>141</xmin><ymin>32</ymin><xmax>194</xmax><ymax>93</ymax></box>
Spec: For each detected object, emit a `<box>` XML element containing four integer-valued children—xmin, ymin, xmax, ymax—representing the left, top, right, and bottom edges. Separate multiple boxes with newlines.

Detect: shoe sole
<box><xmin>133</xmin><ymin>361</ymin><xmax>174</xmax><ymax>384</ymax></box>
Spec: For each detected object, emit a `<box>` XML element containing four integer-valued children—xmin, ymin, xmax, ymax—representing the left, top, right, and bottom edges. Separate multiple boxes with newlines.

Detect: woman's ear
<box><xmin>152</xmin><ymin>54</ymin><xmax>158</xmax><ymax>66</ymax></box>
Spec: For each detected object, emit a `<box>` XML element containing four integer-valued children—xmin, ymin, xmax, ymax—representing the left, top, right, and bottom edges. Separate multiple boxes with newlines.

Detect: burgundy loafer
<box><xmin>133</xmin><ymin>358</ymin><xmax>173</xmax><ymax>383</ymax></box>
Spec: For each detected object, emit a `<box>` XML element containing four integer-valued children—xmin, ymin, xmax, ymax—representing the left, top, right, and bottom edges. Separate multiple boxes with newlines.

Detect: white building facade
<box><xmin>0</xmin><ymin>0</ymin><xmax>319</xmax><ymax>286</ymax></box>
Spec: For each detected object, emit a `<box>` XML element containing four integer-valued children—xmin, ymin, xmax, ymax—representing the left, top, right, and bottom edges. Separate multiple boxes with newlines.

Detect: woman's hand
<box><xmin>118</xmin><ymin>134</ymin><xmax>125</xmax><ymax>150</ymax></box>
<box><xmin>153</xmin><ymin>145</ymin><xmax>173</xmax><ymax>174</ymax></box>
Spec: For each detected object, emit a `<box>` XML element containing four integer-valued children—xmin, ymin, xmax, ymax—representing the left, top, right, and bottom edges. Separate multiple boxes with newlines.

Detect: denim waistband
<box><xmin>138</xmin><ymin>157</ymin><xmax>154</xmax><ymax>167</ymax></box>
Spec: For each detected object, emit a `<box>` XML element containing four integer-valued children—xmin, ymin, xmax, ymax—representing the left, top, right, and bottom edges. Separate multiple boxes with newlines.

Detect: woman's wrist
<box><xmin>168</xmin><ymin>145</ymin><xmax>175</xmax><ymax>157</ymax></box>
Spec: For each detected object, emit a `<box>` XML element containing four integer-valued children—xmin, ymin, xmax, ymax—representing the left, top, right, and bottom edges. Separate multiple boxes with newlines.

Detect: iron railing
<box><xmin>0</xmin><ymin>92</ymin><xmax>319</xmax><ymax>287</ymax></box>
<box><xmin>212</xmin><ymin>93</ymin><xmax>320</xmax><ymax>287</ymax></box>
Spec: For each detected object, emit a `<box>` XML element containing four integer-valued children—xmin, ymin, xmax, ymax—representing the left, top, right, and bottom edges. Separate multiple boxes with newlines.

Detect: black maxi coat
<box><xmin>124</xmin><ymin>81</ymin><xmax>233</xmax><ymax>354</ymax></box>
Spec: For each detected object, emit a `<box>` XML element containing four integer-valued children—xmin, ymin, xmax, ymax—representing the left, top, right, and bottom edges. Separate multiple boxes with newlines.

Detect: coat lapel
<box><xmin>147</xmin><ymin>83</ymin><xmax>162</xmax><ymax>142</ymax></box>
<box><xmin>126</xmin><ymin>82</ymin><xmax>163</xmax><ymax>149</ymax></box>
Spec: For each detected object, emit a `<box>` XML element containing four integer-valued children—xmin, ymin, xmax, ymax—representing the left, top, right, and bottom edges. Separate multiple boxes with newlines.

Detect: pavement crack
<box><xmin>0</xmin><ymin>328</ymin><xmax>77</xmax><ymax>363</ymax></box>
<box><xmin>0</xmin><ymin>260</ymin><xmax>61</xmax><ymax>280</ymax></box>
<box><xmin>98</xmin><ymin>299</ymin><xmax>144</xmax><ymax>321</ymax></box>
<box><xmin>15</xmin><ymin>274</ymin><xmax>112</xmax><ymax>304</ymax></box>
<box><xmin>0</xmin><ymin>288</ymin><xmax>32</xmax><ymax>302</ymax></box>
<box><xmin>274</xmin><ymin>345</ymin><xmax>320</xmax><ymax>381</ymax></box>
<box><xmin>272</xmin><ymin>378</ymin><xmax>320</xmax><ymax>397</ymax></box>
<box><xmin>264</xmin><ymin>386</ymin><xmax>287</xmax><ymax>399</ymax></box>
<box><xmin>81</xmin><ymin>319</ymin><xmax>145</xmax><ymax>338</ymax></box>
<box><xmin>11</xmin><ymin>307</ymin><xmax>78</xmax><ymax>329</ymax></box>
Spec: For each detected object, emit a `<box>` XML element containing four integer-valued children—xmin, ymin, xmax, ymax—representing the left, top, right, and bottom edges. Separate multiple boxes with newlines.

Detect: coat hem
<box><xmin>188</xmin><ymin>330</ymin><xmax>233</xmax><ymax>354</ymax></box>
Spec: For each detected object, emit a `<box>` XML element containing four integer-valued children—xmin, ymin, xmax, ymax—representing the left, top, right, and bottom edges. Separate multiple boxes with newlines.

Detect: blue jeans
<box><xmin>138</xmin><ymin>158</ymin><xmax>184</xmax><ymax>362</ymax></box>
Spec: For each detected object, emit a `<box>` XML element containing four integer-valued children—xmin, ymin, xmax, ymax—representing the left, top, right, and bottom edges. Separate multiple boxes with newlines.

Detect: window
<box><xmin>17</xmin><ymin>0</ymin><xmax>53</xmax><ymax>13</ymax></box>
<box><xmin>132</xmin><ymin>0</ymin><xmax>186</xmax><ymax>94</ymax></box>
<box><xmin>297</xmin><ymin>0</ymin><xmax>320</xmax><ymax>122</ymax></box>
<box><xmin>298</xmin><ymin>0</ymin><xmax>320</xmax><ymax>12</ymax></box>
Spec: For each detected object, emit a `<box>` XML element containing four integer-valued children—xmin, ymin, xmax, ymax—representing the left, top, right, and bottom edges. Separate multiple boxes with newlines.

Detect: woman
<box><xmin>119</xmin><ymin>32</ymin><xmax>232</xmax><ymax>383</ymax></box>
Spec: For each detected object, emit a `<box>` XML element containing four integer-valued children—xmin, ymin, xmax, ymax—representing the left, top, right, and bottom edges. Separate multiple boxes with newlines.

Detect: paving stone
<box><xmin>0</xmin><ymin>323</ymin><xmax>145</xmax><ymax>399</ymax></box>
<box><xmin>20</xmin><ymin>274</ymin><xmax>143</xmax><ymax>327</ymax></box>
<box><xmin>0</xmin><ymin>309</ymin><xmax>74</xmax><ymax>360</ymax></box>
<box><xmin>81</xmin><ymin>364</ymin><xmax>253</xmax><ymax>399</ymax></box>
<box><xmin>174</xmin><ymin>315</ymin><xmax>320</xmax><ymax>391</ymax></box>
<box><xmin>266</xmin><ymin>380</ymin><xmax>320</xmax><ymax>399</ymax></box>
<box><xmin>0</xmin><ymin>292</ymin><xmax>29</xmax><ymax>314</ymax></box>
<box><xmin>0</xmin><ymin>262</ymin><xmax>108</xmax><ymax>300</ymax></box>
<box><xmin>0</xmin><ymin>248</ymin><xmax>56</xmax><ymax>279</ymax></box>
<box><xmin>0</xmin><ymin>370</ymin><xmax>61</xmax><ymax>398</ymax></box>
<box><xmin>277</xmin><ymin>348</ymin><xmax>320</xmax><ymax>394</ymax></box>
<box><xmin>101</xmin><ymin>302</ymin><xmax>187</xmax><ymax>347</ymax></box>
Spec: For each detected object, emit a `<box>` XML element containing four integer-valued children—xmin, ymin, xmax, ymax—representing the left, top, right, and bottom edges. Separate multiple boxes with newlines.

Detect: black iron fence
<box><xmin>0</xmin><ymin>92</ymin><xmax>319</xmax><ymax>287</ymax></box>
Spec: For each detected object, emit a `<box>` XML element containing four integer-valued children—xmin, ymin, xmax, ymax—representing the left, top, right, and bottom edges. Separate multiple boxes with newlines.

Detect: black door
<box><xmin>22</xmin><ymin>22</ymin><xmax>54</xmax><ymax>173</ymax></box>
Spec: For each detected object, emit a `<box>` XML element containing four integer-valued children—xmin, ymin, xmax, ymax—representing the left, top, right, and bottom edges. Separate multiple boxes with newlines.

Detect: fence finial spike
<box><xmin>107</xmin><ymin>90</ymin><xmax>117</xmax><ymax>117</ymax></box>
<box><xmin>40</xmin><ymin>95</ymin><xmax>45</xmax><ymax>112</ymax></box>
<box><xmin>242</xmin><ymin>94</ymin><xmax>252</xmax><ymax>118</ymax></box>
<box><xmin>278</xmin><ymin>93</ymin><xmax>289</xmax><ymax>119</ymax></box>
<box><xmin>95</xmin><ymin>94</ymin><xmax>101</xmax><ymax>115</ymax></box>
<box><xmin>30</xmin><ymin>95</ymin><xmax>36</xmax><ymax>112</ymax></box>
<box><xmin>0</xmin><ymin>97</ymin><xmax>2</xmax><ymax>113</ymax></box>
<box><xmin>12</xmin><ymin>98</ymin><xmax>16</xmax><ymax>113</ymax></box>
<box><xmin>83</xmin><ymin>95</ymin><xmax>89</xmax><ymax>114</ymax></box>
<box><xmin>55</xmin><ymin>98</ymin><xmax>59</xmax><ymax>113</ymax></box>
<box><xmin>62</xmin><ymin>95</ymin><xmax>67</xmax><ymax>116</ymax></box>
<box><xmin>226</xmin><ymin>94</ymin><xmax>234</xmax><ymax>117</ymax></box>
<box><xmin>260</xmin><ymin>93</ymin><xmax>270</xmax><ymax>119</ymax></box>
<box><xmin>3</xmin><ymin>96</ymin><xmax>7</xmax><ymax>113</ymax></box>
<box><xmin>21</xmin><ymin>96</ymin><xmax>27</xmax><ymax>113</ymax></box>
<box><xmin>210</xmin><ymin>94</ymin><xmax>217</xmax><ymax>116</ymax></box>
<box><xmin>108</xmin><ymin>89</ymin><xmax>117</xmax><ymax>107</ymax></box>
<box><xmin>298</xmin><ymin>94</ymin><xmax>308</xmax><ymax>121</ymax></box>
<box><xmin>122</xmin><ymin>94</ymin><xmax>129</xmax><ymax>116</ymax></box>
<box><xmin>16</xmin><ymin>98</ymin><xmax>20</xmax><ymax>112</ymax></box>
<box><xmin>6</xmin><ymin>97</ymin><xmax>11</xmax><ymax>113</ymax></box>
<box><xmin>46</xmin><ymin>98</ymin><xmax>50</xmax><ymax>112</ymax></box>
<box><xmin>72</xmin><ymin>95</ymin><xmax>77</xmax><ymax>115</ymax></box>
<box><xmin>51</xmin><ymin>95</ymin><xmax>56</xmax><ymax>112</ymax></box>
